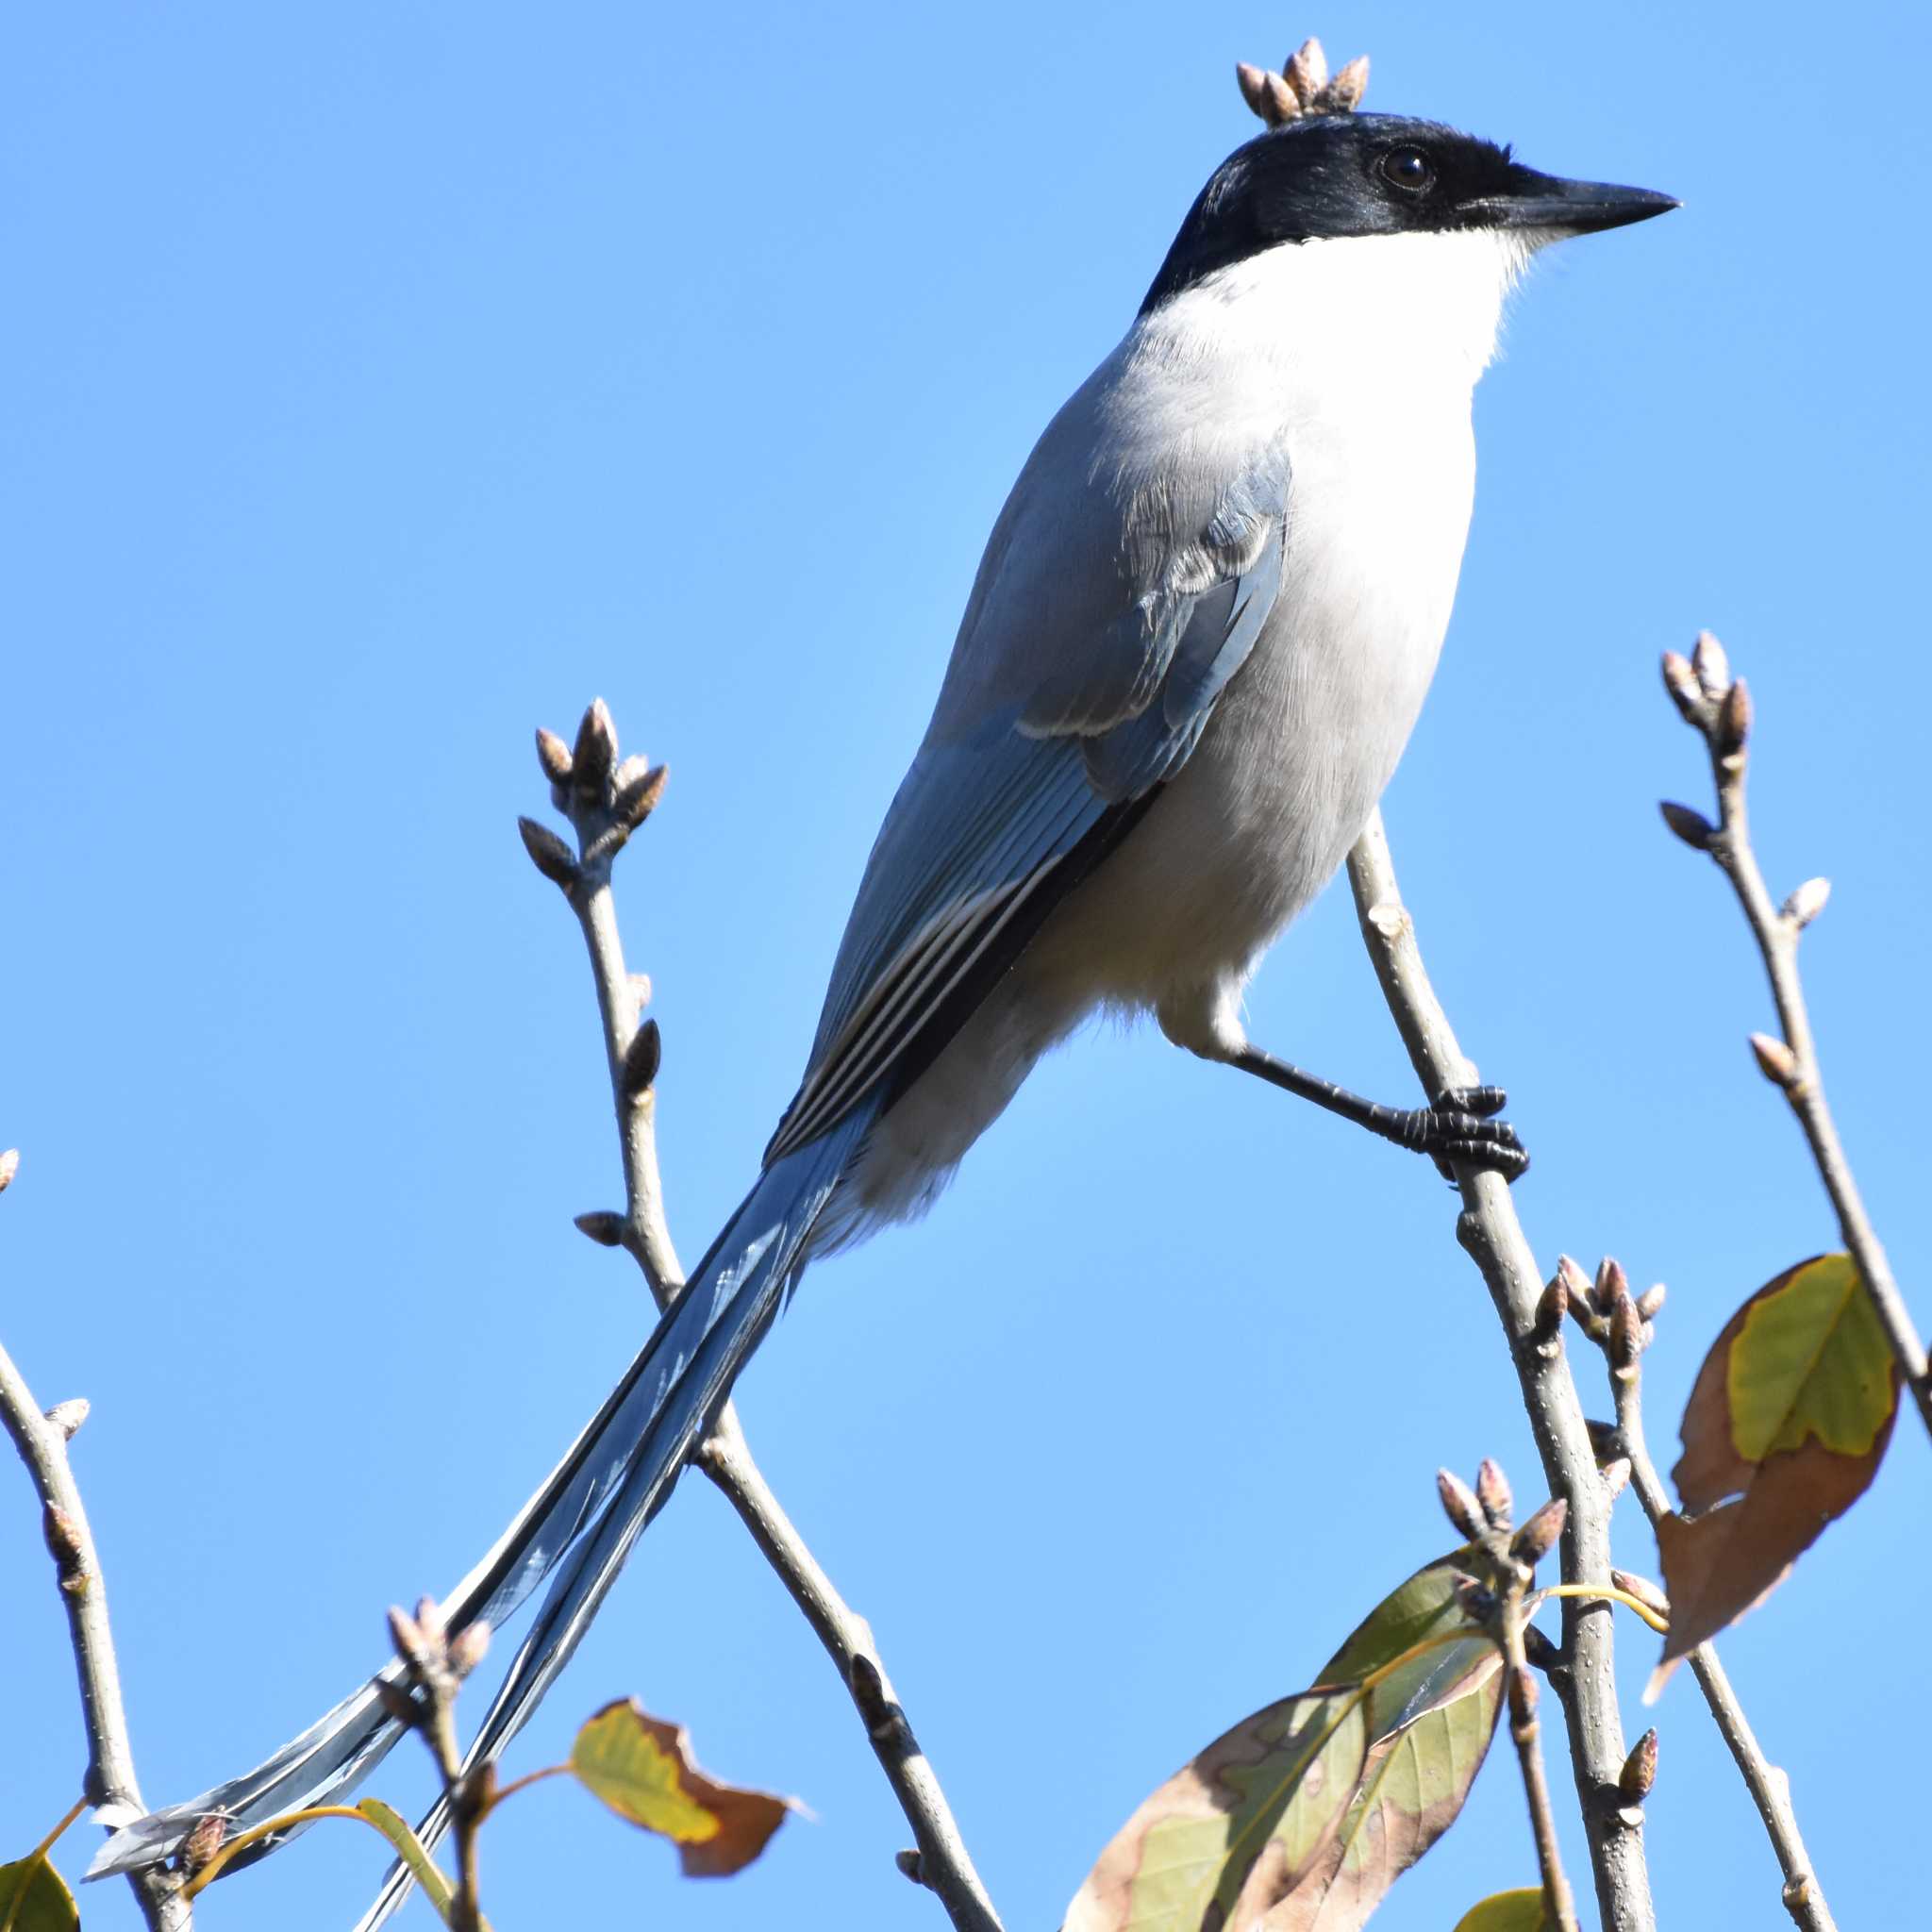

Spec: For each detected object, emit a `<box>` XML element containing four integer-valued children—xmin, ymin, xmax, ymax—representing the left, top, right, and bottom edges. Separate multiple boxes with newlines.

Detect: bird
<box><xmin>93</xmin><ymin>38</ymin><xmax>1674</xmax><ymax>1920</ymax></box>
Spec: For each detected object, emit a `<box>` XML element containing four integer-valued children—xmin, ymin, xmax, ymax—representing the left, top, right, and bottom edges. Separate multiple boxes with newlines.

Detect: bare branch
<box><xmin>1661</xmin><ymin>639</ymin><xmax>1932</xmax><ymax>1442</ymax></box>
<box><xmin>1584</xmin><ymin>1274</ymin><xmax>1840</xmax><ymax>1932</ymax></box>
<box><xmin>528</xmin><ymin>705</ymin><xmax>1004</xmax><ymax>1932</ymax></box>
<box><xmin>1346</xmin><ymin>816</ymin><xmax>1656</xmax><ymax>1932</ymax></box>
<box><xmin>0</xmin><ymin>1174</ymin><xmax>192</xmax><ymax>1931</ymax></box>
<box><xmin>1501</xmin><ymin>1570</ymin><xmax>1579</xmax><ymax>1932</ymax></box>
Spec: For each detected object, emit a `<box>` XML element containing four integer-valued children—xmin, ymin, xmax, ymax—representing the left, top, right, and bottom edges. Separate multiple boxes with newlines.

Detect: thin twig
<box><xmin>1346</xmin><ymin>815</ymin><xmax>1655</xmax><ymax>1932</ymax></box>
<box><xmin>1583</xmin><ymin>1275</ymin><xmax>1838</xmax><ymax>1932</ymax></box>
<box><xmin>526</xmin><ymin>704</ymin><xmax>1003</xmax><ymax>1932</ymax></box>
<box><xmin>0</xmin><ymin>1164</ymin><xmax>192</xmax><ymax>1931</ymax></box>
<box><xmin>1661</xmin><ymin>637</ymin><xmax>1932</xmax><ymax>1441</ymax></box>
<box><xmin>1501</xmin><ymin>1591</ymin><xmax>1578</xmax><ymax>1932</ymax></box>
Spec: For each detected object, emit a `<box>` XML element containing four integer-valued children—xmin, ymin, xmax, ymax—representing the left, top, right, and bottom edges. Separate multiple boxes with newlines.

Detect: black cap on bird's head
<box><xmin>1142</xmin><ymin>38</ymin><xmax>1676</xmax><ymax>313</ymax></box>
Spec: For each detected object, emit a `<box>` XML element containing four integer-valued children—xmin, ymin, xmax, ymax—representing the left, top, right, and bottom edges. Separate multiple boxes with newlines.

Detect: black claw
<box><xmin>1438</xmin><ymin>1084</ymin><xmax>1508</xmax><ymax>1119</ymax></box>
<box><xmin>1407</xmin><ymin>1097</ymin><xmax>1529</xmax><ymax>1184</ymax></box>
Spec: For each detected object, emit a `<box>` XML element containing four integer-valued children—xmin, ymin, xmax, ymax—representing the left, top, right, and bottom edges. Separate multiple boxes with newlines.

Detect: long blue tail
<box><xmin>90</xmin><ymin>1109</ymin><xmax>873</xmax><ymax>1914</ymax></box>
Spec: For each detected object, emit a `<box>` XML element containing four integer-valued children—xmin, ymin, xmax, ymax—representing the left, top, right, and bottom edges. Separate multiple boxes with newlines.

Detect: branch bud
<box><xmin>1557</xmin><ymin>1255</ymin><xmax>1598</xmax><ymax>1333</ymax></box>
<box><xmin>1475</xmin><ymin>1457</ymin><xmax>1513</xmax><ymax>1530</ymax></box>
<box><xmin>1659</xmin><ymin>650</ymin><xmax>1705</xmax><ymax>724</ymax></box>
<box><xmin>612</xmin><ymin>761</ymin><xmax>671</xmax><ymax>832</ymax></box>
<box><xmin>1608</xmin><ymin>1291</ymin><xmax>1643</xmax><ymax>1374</ymax></box>
<box><xmin>1620</xmin><ymin>1727</ymin><xmax>1659</xmax><ymax>1801</ymax></box>
<box><xmin>1532</xmin><ymin>1275</ymin><xmax>1568</xmax><ymax>1351</ymax></box>
<box><xmin>1611</xmin><ymin>1567</ymin><xmax>1671</xmax><ymax>1619</ymax></box>
<box><xmin>1635</xmin><ymin>1282</ymin><xmax>1667</xmax><ymax>1323</ymax></box>
<box><xmin>1749</xmin><ymin>1032</ymin><xmax>1798</xmax><ymax>1088</ymax></box>
<box><xmin>1690</xmin><ymin>629</ymin><xmax>1731</xmax><ymax>699</ymax></box>
<box><xmin>1510</xmin><ymin>1496</ymin><xmax>1568</xmax><ymax>1568</ymax></box>
<box><xmin>622</xmin><ymin>1019</ymin><xmax>663</xmax><ymax>1100</ymax></box>
<box><xmin>43</xmin><ymin>1397</ymin><xmax>90</xmax><ymax>1440</ymax></box>
<box><xmin>387</xmin><ymin>1605</ymin><xmax>429</xmax><ymax>1669</ymax></box>
<box><xmin>0</xmin><ymin>1148</ymin><xmax>17</xmax><ymax>1194</ymax></box>
<box><xmin>895</xmin><ymin>1848</ymin><xmax>929</xmax><ymax>1889</ymax></box>
<box><xmin>1659</xmin><ymin>801</ymin><xmax>1716</xmax><ymax>851</ymax></box>
<box><xmin>534</xmin><ymin>727</ymin><xmax>573</xmax><ymax>786</ymax></box>
<box><xmin>1522</xmin><ymin>1622</ymin><xmax>1561</xmax><ymax>1671</ymax></box>
<box><xmin>572</xmin><ymin>698</ymin><xmax>618</xmax><ymax>792</ymax></box>
<box><xmin>518</xmin><ymin>816</ymin><xmax>579</xmax><ymax>889</ymax></box>
<box><xmin>375</xmin><ymin>1677</ymin><xmax>419</xmax><ymax>1726</ymax></box>
<box><xmin>414</xmin><ymin>1594</ymin><xmax>446</xmax><ymax>1645</ymax></box>
<box><xmin>42</xmin><ymin>1503</ymin><xmax>86</xmax><ymax>1584</ymax></box>
<box><xmin>1593</xmin><ymin>1257</ymin><xmax>1629</xmax><ymax>1316</ymax></box>
<box><xmin>1783</xmin><ymin>876</ymin><xmax>1830</xmax><ymax>928</ymax></box>
<box><xmin>1436</xmin><ymin>1467</ymin><xmax>1486</xmax><ymax>1541</ymax></box>
<box><xmin>574</xmin><ymin>1209</ymin><xmax>627</xmax><ymax>1248</ymax></box>
<box><xmin>1714</xmin><ymin>676</ymin><xmax>1752</xmax><ymax>759</ymax></box>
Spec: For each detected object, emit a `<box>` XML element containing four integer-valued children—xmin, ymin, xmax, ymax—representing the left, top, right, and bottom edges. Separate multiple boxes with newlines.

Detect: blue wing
<box><xmin>767</xmin><ymin>427</ymin><xmax>1290</xmax><ymax>1165</ymax></box>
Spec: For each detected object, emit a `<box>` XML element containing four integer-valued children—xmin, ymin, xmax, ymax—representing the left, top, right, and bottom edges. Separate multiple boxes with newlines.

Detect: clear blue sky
<box><xmin>5</xmin><ymin>4</ymin><xmax>1927</xmax><ymax>1926</ymax></box>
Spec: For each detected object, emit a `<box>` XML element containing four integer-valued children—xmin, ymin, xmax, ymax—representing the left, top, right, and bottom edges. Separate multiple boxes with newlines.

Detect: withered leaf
<box><xmin>1065</xmin><ymin>1689</ymin><xmax>1367</xmax><ymax>1932</ymax></box>
<box><xmin>570</xmin><ymin>1700</ymin><xmax>791</xmax><ymax>1877</ymax></box>
<box><xmin>0</xmin><ymin>1853</ymin><xmax>78</xmax><ymax>1932</ymax></box>
<box><xmin>1451</xmin><ymin>1887</ymin><xmax>1556</xmax><ymax>1930</ymax></box>
<box><xmin>1659</xmin><ymin>1254</ymin><xmax>1899</xmax><ymax>1664</ymax></box>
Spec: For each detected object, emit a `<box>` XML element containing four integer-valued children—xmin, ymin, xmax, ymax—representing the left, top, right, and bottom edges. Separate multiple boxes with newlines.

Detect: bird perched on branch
<box><xmin>97</xmin><ymin>37</ymin><xmax>1673</xmax><ymax>1919</ymax></box>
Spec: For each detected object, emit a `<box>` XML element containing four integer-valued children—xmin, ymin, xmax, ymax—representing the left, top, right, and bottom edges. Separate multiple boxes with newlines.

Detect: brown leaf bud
<box><xmin>1322</xmin><ymin>56</ymin><xmax>1370</xmax><ymax>111</ymax></box>
<box><xmin>1784</xmin><ymin>876</ymin><xmax>1831</xmax><ymax>928</ymax></box>
<box><xmin>1436</xmin><ymin>1467</ymin><xmax>1486</xmax><ymax>1541</ymax></box>
<box><xmin>1601</xmin><ymin>1457</ymin><xmax>1633</xmax><ymax>1501</ymax></box>
<box><xmin>1532</xmin><ymin>1275</ymin><xmax>1569</xmax><ymax>1346</ymax></box>
<box><xmin>535</xmin><ymin>727</ymin><xmax>573</xmax><ymax>786</ymax></box>
<box><xmin>1285</xmin><ymin>37</ymin><xmax>1327</xmax><ymax>101</ymax></box>
<box><xmin>1235</xmin><ymin>61</ymin><xmax>1274</xmax><ymax>119</ymax></box>
<box><xmin>1261</xmin><ymin>71</ymin><xmax>1299</xmax><ymax>123</ymax></box>
<box><xmin>1557</xmin><ymin>1254</ymin><xmax>1598</xmax><ymax>1331</ymax></box>
<box><xmin>1691</xmin><ymin>629</ymin><xmax>1731</xmax><ymax>699</ymax></box>
<box><xmin>42</xmin><ymin>1503</ymin><xmax>85</xmax><ymax>1573</ymax></box>
<box><xmin>896</xmin><ymin>1849</ymin><xmax>928</xmax><ymax>1888</ymax></box>
<box><xmin>1612</xmin><ymin>1567</ymin><xmax>1672</xmax><ymax>1618</ymax></box>
<box><xmin>1510</xmin><ymin>1496</ymin><xmax>1568</xmax><ymax>1568</ymax></box>
<box><xmin>43</xmin><ymin>1397</ymin><xmax>90</xmax><ymax>1440</ymax></box>
<box><xmin>518</xmin><ymin>816</ymin><xmax>579</xmax><ymax>889</ymax></box>
<box><xmin>1522</xmin><ymin>1622</ymin><xmax>1561</xmax><ymax>1671</ymax></box>
<box><xmin>1609</xmin><ymin>1292</ymin><xmax>1642</xmax><ymax>1372</ymax></box>
<box><xmin>574</xmin><ymin>1209</ymin><xmax>627</xmax><ymax>1248</ymax></box>
<box><xmin>414</xmin><ymin>1594</ymin><xmax>446</xmax><ymax>1644</ymax></box>
<box><xmin>1475</xmin><ymin>1457</ymin><xmax>1514</xmax><ymax>1530</ymax></box>
<box><xmin>448</xmin><ymin>1622</ymin><xmax>491</xmax><ymax>1678</ymax></box>
<box><xmin>1715</xmin><ymin>676</ymin><xmax>1753</xmax><ymax>758</ymax></box>
<box><xmin>387</xmin><ymin>1604</ymin><xmax>428</xmax><ymax>1669</ymax></box>
<box><xmin>1636</xmin><ymin>1282</ymin><xmax>1668</xmax><ymax>1322</ymax></box>
<box><xmin>1620</xmin><ymin>1727</ymin><xmax>1659</xmax><ymax>1801</ymax></box>
<box><xmin>613</xmin><ymin>762</ymin><xmax>670</xmax><ymax>832</ymax></box>
<box><xmin>1749</xmin><ymin>1032</ymin><xmax>1798</xmax><ymax>1087</ymax></box>
<box><xmin>177</xmin><ymin>1811</ymin><xmax>228</xmax><ymax>1880</ymax></box>
<box><xmin>1593</xmin><ymin>1257</ymin><xmax>1629</xmax><ymax>1315</ymax></box>
<box><xmin>572</xmin><ymin>698</ymin><xmax>617</xmax><ymax>791</ymax></box>
<box><xmin>1659</xmin><ymin>650</ymin><xmax>1705</xmax><ymax>723</ymax></box>
<box><xmin>375</xmin><ymin>1677</ymin><xmax>419</xmax><ymax>1726</ymax></box>
<box><xmin>1660</xmin><ymin>801</ymin><xmax>1716</xmax><ymax>851</ymax></box>
<box><xmin>622</xmin><ymin>1019</ymin><xmax>663</xmax><ymax>1099</ymax></box>
<box><xmin>0</xmin><ymin>1148</ymin><xmax>17</xmax><ymax>1193</ymax></box>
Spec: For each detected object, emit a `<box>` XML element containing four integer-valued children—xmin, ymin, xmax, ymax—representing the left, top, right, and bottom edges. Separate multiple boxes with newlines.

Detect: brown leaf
<box><xmin>570</xmin><ymin>1699</ymin><xmax>791</xmax><ymax>1877</ymax></box>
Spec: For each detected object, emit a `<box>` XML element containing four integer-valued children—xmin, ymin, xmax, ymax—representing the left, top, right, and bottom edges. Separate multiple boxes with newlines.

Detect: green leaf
<box><xmin>354</xmin><ymin>1799</ymin><xmax>466</xmax><ymax>1928</ymax></box>
<box><xmin>571</xmin><ymin>1700</ymin><xmax>791</xmax><ymax>1877</ymax></box>
<box><xmin>1451</xmin><ymin>1888</ymin><xmax>1555</xmax><ymax>1931</ymax></box>
<box><xmin>1726</xmin><ymin>1254</ymin><xmax>1895</xmax><ymax>1457</ymax></box>
<box><xmin>0</xmin><ymin>1855</ymin><xmax>78</xmax><ymax>1932</ymax></box>
<box><xmin>1064</xmin><ymin>1688</ymin><xmax>1368</xmax><ymax>1932</ymax></box>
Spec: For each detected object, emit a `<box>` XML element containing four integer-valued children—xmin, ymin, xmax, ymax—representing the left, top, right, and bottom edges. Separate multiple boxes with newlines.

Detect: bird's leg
<box><xmin>1227</xmin><ymin>1046</ymin><xmax>1529</xmax><ymax>1181</ymax></box>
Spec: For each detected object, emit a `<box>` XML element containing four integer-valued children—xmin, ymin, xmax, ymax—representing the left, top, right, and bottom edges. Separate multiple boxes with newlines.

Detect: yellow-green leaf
<box><xmin>355</xmin><ymin>1799</ymin><xmax>468</xmax><ymax>1928</ymax></box>
<box><xmin>0</xmin><ymin>1855</ymin><xmax>77</xmax><ymax>1932</ymax></box>
<box><xmin>570</xmin><ymin>1700</ymin><xmax>791</xmax><ymax>1876</ymax></box>
<box><xmin>1662</xmin><ymin>1254</ymin><xmax>1901</xmax><ymax>1660</ymax></box>
<box><xmin>1451</xmin><ymin>1887</ymin><xmax>1555</xmax><ymax>1931</ymax></box>
<box><xmin>1065</xmin><ymin>1689</ymin><xmax>1367</xmax><ymax>1932</ymax></box>
<box><xmin>1727</xmin><ymin>1254</ymin><xmax>1896</xmax><ymax>1458</ymax></box>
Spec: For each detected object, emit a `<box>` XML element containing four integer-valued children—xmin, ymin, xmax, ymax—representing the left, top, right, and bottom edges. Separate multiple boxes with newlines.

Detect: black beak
<box><xmin>1464</xmin><ymin>169</ymin><xmax>1679</xmax><ymax>237</ymax></box>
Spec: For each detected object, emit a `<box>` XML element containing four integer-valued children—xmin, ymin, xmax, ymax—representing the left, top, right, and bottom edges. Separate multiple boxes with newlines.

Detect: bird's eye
<box><xmin>1379</xmin><ymin>147</ymin><xmax>1436</xmax><ymax>193</ymax></box>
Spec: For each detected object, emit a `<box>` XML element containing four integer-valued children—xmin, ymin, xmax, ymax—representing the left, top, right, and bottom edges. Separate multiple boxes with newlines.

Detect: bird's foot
<box><xmin>1398</xmin><ymin>1085</ymin><xmax>1529</xmax><ymax>1183</ymax></box>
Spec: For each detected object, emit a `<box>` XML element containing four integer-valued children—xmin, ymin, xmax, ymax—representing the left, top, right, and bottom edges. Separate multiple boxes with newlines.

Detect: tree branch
<box><xmin>1660</xmin><ymin>635</ymin><xmax>1932</xmax><ymax>1442</ymax></box>
<box><xmin>1574</xmin><ymin>1263</ymin><xmax>1839</xmax><ymax>1932</ymax></box>
<box><xmin>1346</xmin><ymin>815</ymin><xmax>1656</xmax><ymax>1932</ymax></box>
<box><xmin>0</xmin><ymin>1154</ymin><xmax>192</xmax><ymax>1931</ymax></box>
<box><xmin>524</xmin><ymin>704</ymin><xmax>1003</xmax><ymax>1932</ymax></box>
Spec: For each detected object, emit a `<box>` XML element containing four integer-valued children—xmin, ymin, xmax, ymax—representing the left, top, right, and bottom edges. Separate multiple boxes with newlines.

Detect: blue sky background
<box><xmin>4</xmin><ymin>3</ymin><xmax>1927</xmax><ymax>1926</ymax></box>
